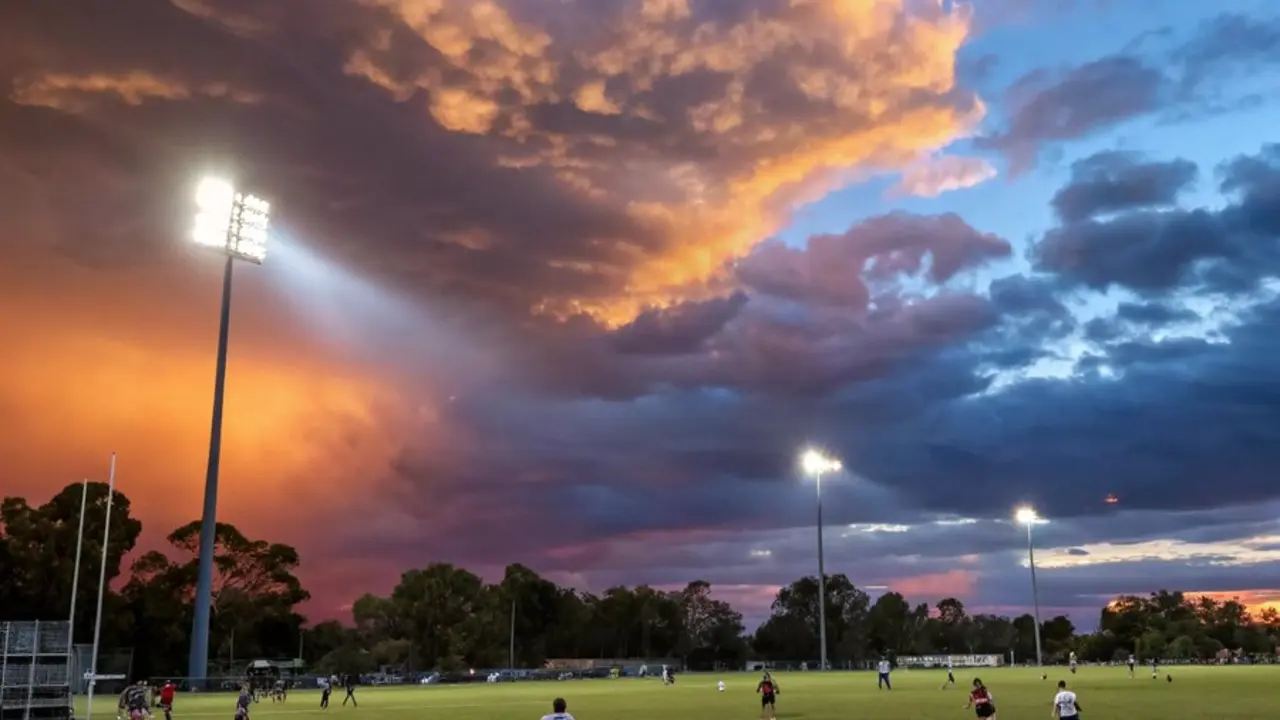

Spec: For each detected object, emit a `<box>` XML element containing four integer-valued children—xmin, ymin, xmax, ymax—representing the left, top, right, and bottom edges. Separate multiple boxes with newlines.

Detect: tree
<box><xmin>0</xmin><ymin>482</ymin><xmax>142</xmax><ymax>645</ymax></box>
<box><xmin>121</xmin><ymin>522</ymin><xmax>310</xmax><ymax>673</ymax></box>
<box><xmin>1041</xmin><ymin>615</ymin><xmax>1076</xmax><ymax>657</ymax></box>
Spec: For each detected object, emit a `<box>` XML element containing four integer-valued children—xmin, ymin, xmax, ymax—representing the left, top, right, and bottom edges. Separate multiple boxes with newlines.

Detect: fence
<box><xmin>0</xmin><ymin>622</ymin><xmax>73</xmax><ymax>720</ymax></box>
<box><xmin>69</xmin><ymin>646</ymin><xmax>133</xmax><ymax>695</ymax></box>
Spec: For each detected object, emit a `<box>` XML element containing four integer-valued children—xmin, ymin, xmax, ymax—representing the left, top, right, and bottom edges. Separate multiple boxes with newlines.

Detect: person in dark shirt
<box><xmin>235</xmin><ymin>687</ymin><xmax>252</xmax><ymax>720</ymax></box>
<box><xmin>755</xmin><ymin>672</ymin><xmax>778</xmax><ymax>720</ymax></box>
<box><xmin>342</xmin><ymin>675</ymin><xmax>357</xmax><ymax>707</ymax></box>
<box><xmin>319</xmin><ymin>678</ymin><xmax>331</xmax><ymax>710</ymax></box>
<box><xmin>118</xmin><ymin>682</ymin><xmax>150</xmax><ymax>720</ymax></box>
<box><xmin>965</xmin><ymin>678</ymin><xmax>997</xmax><ymax>719</ymax></box>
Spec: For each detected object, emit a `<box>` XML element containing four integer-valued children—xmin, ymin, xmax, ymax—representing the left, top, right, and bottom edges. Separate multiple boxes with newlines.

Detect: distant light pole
<box><xmin>188</xmin><ymin>177</ymin><xmax>271</xmax><ymax>686</ymax></box>
<box><xmin>801</xmin><ymin>449</ymin><xmax>842</xmax><ymax>671</ymax></box>
<box><xmin>1015</xmin><ymin>506</ymin><xmax>1045</xmax><ymax>667</ymax></box>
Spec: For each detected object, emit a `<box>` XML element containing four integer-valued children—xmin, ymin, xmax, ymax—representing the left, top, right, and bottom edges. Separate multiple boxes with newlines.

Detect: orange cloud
<box><xmin>340</xmin><ymin>0</ymin><xmax>984</xmax><ymax>324</ymax></box>
<box><xmin>1189</xmin><ymin>590</ymin><xmax>1280</xmax><ymax>617</ymax></box>
<box><xmin>9</xmin><ymin>70</ymin><xmax>260</xmax><ymax>112</ymax></box>
<box><xmin>0</xmin><ymin>250</ymin><xmax>435</xmax><ymax>566</ymax></box>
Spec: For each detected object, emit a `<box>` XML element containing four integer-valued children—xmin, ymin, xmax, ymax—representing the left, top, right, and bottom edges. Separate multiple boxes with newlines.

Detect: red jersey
<box><xmin>160</xmin><ymin>684</ymin><xmax>175</xmax><ymax>703</ymax></box>
<box><xmin>969</xmin><ymin>686</ymin><xmax>991</xmax><ymax>704</ymax></box>
<box><xmin>758</xmin><ymin>680</ymin><xmax>775</xmax><ymax>694</ymax></box>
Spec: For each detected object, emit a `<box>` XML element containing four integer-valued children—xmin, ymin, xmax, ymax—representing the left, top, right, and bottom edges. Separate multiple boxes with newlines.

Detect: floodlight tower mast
<box><xmin>187</xmin><ymin>178</ymin><xmax>270</xmax><ymax>687</ymax></box>
<box><xmin>1015</xmin><ymin>507</ymin><xmax>1045</xmax><ymax>667</ymax></box>
<box><xmin>801</xmin><ymin>449</ymin><xmax>842</xmax><ymax>671</ymax></box>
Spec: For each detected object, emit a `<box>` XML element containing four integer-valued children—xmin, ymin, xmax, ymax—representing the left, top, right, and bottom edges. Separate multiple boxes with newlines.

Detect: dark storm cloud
<box><xmin>736</xmin><ymin>212</ymin><xmax>1011</xmax><ymax>309</ymax></box>
<box><xmin>612</xmin><ymin>293</ymin><xmax>749</xmax><ymax>355</ymax></box>
<box><xmin>1050</xmin><ymin>151</ymin><xmax>1197</xmax><ymax>223</ymax></box>
<box><xmin>1033</xmin><ymin>146</ymin><xmax>1280</xmax><ymax>295</ymax></box>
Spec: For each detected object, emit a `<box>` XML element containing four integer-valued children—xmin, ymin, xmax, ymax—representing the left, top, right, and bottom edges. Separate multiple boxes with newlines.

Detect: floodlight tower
<box><xmin>800</xmin><ymin>449</ymin><xmax>842</xmax><ymax>671</ymax></box>
<box><xmin>1015</xmin><ymin>506</ymin><xmax>1045</xmax><ymax>667</ymax></box>
<box><xmin>187</xmin><ymin>178</ymin><xmax>270</xmax><ymax>686</ymax></box>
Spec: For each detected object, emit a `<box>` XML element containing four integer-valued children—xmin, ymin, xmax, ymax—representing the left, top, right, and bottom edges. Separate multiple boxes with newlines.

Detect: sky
<box><xmin>3</xmin><ymin>0</ymin><xmax>1280</xmax><ymax>632</ymax></box>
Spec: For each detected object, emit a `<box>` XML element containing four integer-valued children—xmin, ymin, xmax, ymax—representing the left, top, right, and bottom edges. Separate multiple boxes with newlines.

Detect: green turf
<box><xmin>75</xmin><ymin>666</ymin><xmax>1280</xmax><ymax>720</ymax></box>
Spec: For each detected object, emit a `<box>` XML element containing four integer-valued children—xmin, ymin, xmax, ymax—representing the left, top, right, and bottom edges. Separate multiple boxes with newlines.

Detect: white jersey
<box><xmin>877</xmin><ymin>660</ymin><xmax>891</xmax><ymax>674</ymax></box>
<box><xmin>1053</xmin><ymin>690</ymin><xmax>1079</xmax><ymax>717</ymax></box>
<box><xmin>541</xmin><ymin>714</ymin><xmax>575</xmax><ymax>720</ymax></box>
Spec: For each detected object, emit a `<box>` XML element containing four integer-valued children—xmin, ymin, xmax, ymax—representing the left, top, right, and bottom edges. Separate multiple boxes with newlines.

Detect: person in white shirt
<box><xmin>876</xmin><ymin>658</ymin><xmax>892</xmax><ymax>690</ymax></box>
<box><xmin>940</xmin><ymin>658</ymin><xmax>955</xmax><ymax>689</ymax></box>
<box><xmin>541</xmin><ymin>697</ymin><xmax>574</xmax><ymax>720</ymax></box>
<box><xmin>1068</xmin><ymin>651</ymin><xmax>1077</xmax><ymax>675</ymax></box>
<box><xmin>717</xmin><ymin>680</ymin><xmax>725</xmax><ymax>692</ymax></box>
<box><xmin>1052</xmin><ymin>680</ymin><xmax>1081</xmax><ymax>720</ymax></box>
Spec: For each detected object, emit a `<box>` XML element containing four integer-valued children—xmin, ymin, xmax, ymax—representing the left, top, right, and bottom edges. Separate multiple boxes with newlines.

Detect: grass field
<box><xmin>76</xmin><ymin>666</ymin><xmax>1280</xmax><ymax>720</ymax></box>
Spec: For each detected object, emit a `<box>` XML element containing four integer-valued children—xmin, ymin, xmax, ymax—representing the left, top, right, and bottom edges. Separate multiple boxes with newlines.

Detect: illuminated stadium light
<box><xmin>192</xmin><ymin>177</ymin><xmax>271</xmax><ymax>264</ymax></box>
<box><xmin>801</xmin><ymin>449</ymin><xmax>842</xmax><ymax>476</ymax></box>
<box><xmin>1014</xmin><ymin>505</ymin><xmax>1045</xmax><ymax>667</ymax></box>
<box><xmin>798</xmin><ymin>447</ymin><xmax>843</xmax><ymax>674</ymax></box>
<box><xmin>1015</xmin><ymin>506</ymin><xmax>1040</xmax><ymax>525</ymax></box>
<box><xmin>187</xmin><ymin>175</ymin><xmax>273</xmax><ymax>686</ymax></box>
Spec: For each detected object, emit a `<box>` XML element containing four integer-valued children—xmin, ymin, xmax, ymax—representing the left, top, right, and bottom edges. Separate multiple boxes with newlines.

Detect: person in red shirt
<box><xmin>756</xmin><ymin>672</ymin><xmax>778</xmax><ymax>720</ymax></box>
<box><xmin>158</xmin><ymin>681</ymin><xmax>176</xmax><ymax>720</ymax></box>
<box><xmin>965</xmin><ymin>677</ymin><xmax>997</xmax><ymax>719</ymax></box>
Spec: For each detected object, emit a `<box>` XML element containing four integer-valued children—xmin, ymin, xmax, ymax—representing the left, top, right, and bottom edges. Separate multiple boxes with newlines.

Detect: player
<box><xmin>1068</xmin><ymin>651</ymin><xmax>1077</xmax><ymax>675</ymax></box>
<box><xmin>118</xmin><ymin>681</ymin><xmax>150</xmax><ymax>720</ymax></box>
<box><xmin>319</xmin><ymin>677</ymin><xmax>331</xmax><ymax>710</ymax></box>
<box><xmin>1150</xmin><ymin>656</ymin><xmax>1159</xmax><ymax>679</ymax></box>
<box><xmin>876</xmin><ymin>657</ymin><xmax>892</xmax><ymax>690</ymax></box>
<box><xmin>939</xmin><ymin>658</ymin><xmax>955</xmax><ymax>689</ymax></box>
<box><xmin>1126</xmin><ymin>653</ymin><xmax>1135</xmax><ymax>678</ymax></box>
<box><xmin>1052</xmin><ymin>679</ymin><xmax>1081</xmax><ymax>720</ymax></box>
<box><xmin>271</xmin><ymin>679</ymin><xmax>286</xmax><ymax>703</ymax></box>
<box><xmin>540</xmin><ymin>697</ymin><xmax>574</xmax><ymax>720</ymax></box>
<box><xmin>756</xmin><ymin>672</ymin><xmax>778</xmax><ymax>720</ymax></box>
<box><xmin>661</xmin><ymin>665</ymin><xmax>672</xmax><ymax>685</ymax></box>
<box><xmin>717</xmin><ymin>680</ymin><xmax>725</xmax><ymax>692</ymax></box>
<box><xmin>965</xmin><ymin>678</ymin><xmax>996</xmax><ymax>719</ymax></box>
<box><xmin>342</xmin><ymin>675</ymin><xmax>357</xmax><ymax>707</ymax></box>
<box><xmin>157</xmin><ymin>680</ymin><xmax>176</xmax><ymax>720</ymax></box>
<box><xmin>235</xmin><ymin>686</ymin><xmax>252</xmax><ymax>720</ymax></box>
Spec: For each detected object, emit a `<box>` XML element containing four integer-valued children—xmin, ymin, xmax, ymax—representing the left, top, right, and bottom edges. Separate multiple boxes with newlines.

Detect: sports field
<box><xmin>75</xmin><ymin>666</ymin><xmax>1279</xmax><ymax>720</ymax></box>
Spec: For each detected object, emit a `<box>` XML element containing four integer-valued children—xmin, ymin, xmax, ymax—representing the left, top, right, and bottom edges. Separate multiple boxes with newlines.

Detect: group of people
<box><xmin>113</xmin><ymin>673</ymin><xmax>357</xmax><ymax>720</ymax></box>
<box><xmin>318</xmin><ymin>674</ymin><xmax>359</xmax><ymax>709</ymax></box>
<box><xmin>115</xmin><ymin>681</ymin><xmax>174</xmax><ymax>720</ymax></box>
<box><xmin>963</xmin><ymin>677</ymin><xmax>1082</xmax><ymax>720</ymax></box>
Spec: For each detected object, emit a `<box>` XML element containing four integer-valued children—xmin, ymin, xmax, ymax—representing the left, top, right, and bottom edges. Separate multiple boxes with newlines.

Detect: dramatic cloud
<box><xmin>1034</xmin><ymin>145</ymin><xmax>1280</xmax><ymax>295</ymax></box>
<box><xmin>5</xmin><ymin>0</ymin><xmax>1280</xmax><ymax>627</ymax></box>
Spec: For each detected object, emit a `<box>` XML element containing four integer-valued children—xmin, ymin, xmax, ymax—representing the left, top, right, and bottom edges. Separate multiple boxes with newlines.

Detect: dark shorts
<box><xmin>976</xmin><ymin>703</ymin><xmax>996</xmax><ymax>718</ymax></box>
<box><xmin>761</xmin><ymin>692</ymin><xmax>775</xmax><ymax>706</ymax></box>
<box><xmin>1060</xmin><ymin>716</ymin><xmax>1078</xmax><ymax>720</ymax></box>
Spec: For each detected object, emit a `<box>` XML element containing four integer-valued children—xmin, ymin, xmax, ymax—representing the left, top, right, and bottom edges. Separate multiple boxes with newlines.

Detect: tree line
<box><xmin>2</xmin><ymin>482</ymin><xmax>1276</xmax><ymax>678</ymax></box>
